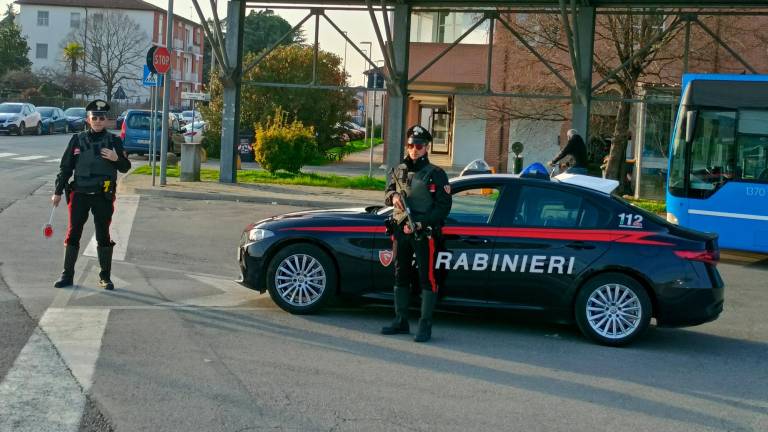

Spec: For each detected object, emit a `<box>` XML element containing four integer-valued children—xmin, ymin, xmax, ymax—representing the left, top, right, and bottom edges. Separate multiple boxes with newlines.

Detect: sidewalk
<box><xmin>119</xmin><ymin>168</ymin><xmax>384</xmax><ymax>209</ymax></box>
<box><xmin>121</xmin><ymin>145</ymin><xmax>461</xmax><ymax>208</ymax></box>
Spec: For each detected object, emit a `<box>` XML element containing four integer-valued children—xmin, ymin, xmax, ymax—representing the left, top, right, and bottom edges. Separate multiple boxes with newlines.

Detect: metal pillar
<box><xmin>160</xmin><ymin>0</ymin><xmax>173</xmax><ymax>186</ymax></box>
<box><xmin>383</xmin><ymin>3</ymin><xmax>410</xmax><ymax>171</ymax></box>
<box><xmin>219</xmin><ymin>0</ymin><xmax>246</xmax><ymax>183</ymax></box>
<box><xmin>570</xmin><ymin>6</ymin><xmax>595</xmax><ymax>140</ymax></box>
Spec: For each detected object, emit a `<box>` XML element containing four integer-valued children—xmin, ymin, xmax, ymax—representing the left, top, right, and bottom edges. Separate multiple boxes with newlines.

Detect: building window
<box><xmin>36</xmin><ymin>43</ymin><xmax>48</xmax><ymax>59</ymax></box>
<box><xmin>37</xmin><ymin>11</ymin><xmax>49</xmax><ymax>26</ymax></box>
<box><xmin>71</xmin><ymin>12</ymin><xmax>81</xmax><ymax>29</ymax></box>
<box><xmin>158</xmin><ymin>15</ymin><xmax>164</xmax><ymax>44</ymax></box>
<box><xmin>91</xmin><ymin>47</ymin><xmax>102</xmax><ymax>62</ymax></box>
<box><xmin>92</xmin><ymin>13</ymin><xmax>104</xmax><ymax>28</ymax></box>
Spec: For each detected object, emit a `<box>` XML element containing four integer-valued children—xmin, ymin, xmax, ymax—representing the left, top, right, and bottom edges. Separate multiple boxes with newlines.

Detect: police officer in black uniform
<box><xmin>52</xmin><ymin>99</ymin><xmax>131</xmax><ymax>290</ymax></box>
<box><xmin>381</xmin><ymin>125</ymin><xmax>452</xmax><ymax>342</ymax></box>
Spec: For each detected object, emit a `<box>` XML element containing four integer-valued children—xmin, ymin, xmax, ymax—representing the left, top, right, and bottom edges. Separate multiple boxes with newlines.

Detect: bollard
<box><xmin>180</xmin><ymin>143</ymin><xmax>201</xmax><ymax>182</ymax></box>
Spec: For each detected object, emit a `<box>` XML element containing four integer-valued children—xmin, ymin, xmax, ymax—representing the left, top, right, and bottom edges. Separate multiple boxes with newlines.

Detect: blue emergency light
<box><xmin>520</xmin><ymin>162</ymin><xmax>550</xmax><ymax>180</ymax></box>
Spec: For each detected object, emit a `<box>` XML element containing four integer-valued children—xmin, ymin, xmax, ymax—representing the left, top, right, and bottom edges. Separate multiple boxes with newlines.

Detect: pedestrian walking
<box><xmin>52</xmin><ymin>99</ymin><xmax>131</xmax><ymax>290</ymax></box>
<box><xmin>381</xmin><ymin>125</ymin><xmax>452</xmax><ymax>342</ymax></box>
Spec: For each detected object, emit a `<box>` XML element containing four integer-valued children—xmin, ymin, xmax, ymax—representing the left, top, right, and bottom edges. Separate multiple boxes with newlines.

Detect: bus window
<box><xmin>736</xmin><ymin>110</ymin><xmax>768</xmax><ymax>182</ymax></box>
<box><xmin>688</xmin><ymin>111</ymin><xmax>736</xmax><ymax>198</ymax></box>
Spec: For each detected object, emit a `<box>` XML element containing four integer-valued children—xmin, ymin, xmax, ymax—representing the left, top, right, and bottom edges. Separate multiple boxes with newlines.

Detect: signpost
<box><xmin>180</xmin><ymin>92</ymin><xmax>210</xmax><ymax>136</ymax></box>
<box><xmin>146</xmin><ymin>37</ymin><xmax>172</xmax><ymax>185</ymax></box>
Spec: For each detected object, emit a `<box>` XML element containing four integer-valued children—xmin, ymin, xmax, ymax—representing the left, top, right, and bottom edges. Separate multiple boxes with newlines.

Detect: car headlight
<box><xmin>248</xmin><ymin>228</ymin><xmax>274</xmax><ymax>242</ymax></box>
<box><xmin>10</xmin><ymin>115</ymin><xmax>20</xmax><ymax>121</ymax></box>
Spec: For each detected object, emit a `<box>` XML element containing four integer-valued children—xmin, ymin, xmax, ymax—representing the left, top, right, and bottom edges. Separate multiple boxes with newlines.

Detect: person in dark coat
<box><xmin>52</xmin><ymin>99</ymin><xmax>131</xmax><ymax>290</ymax></box>
<box><xmin>381</xmin><ymin>125</ymin><xmax>452</xmax><ymax>343</ymax></box>
<box><xmin>550</xmin><ymin>129</ymin><xmax>588</xmax><ymax>175</ymax></box>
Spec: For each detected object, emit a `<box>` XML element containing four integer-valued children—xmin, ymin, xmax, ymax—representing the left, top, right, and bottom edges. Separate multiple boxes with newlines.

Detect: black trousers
<box><xmin>64</xmin><ymin>192</ymin><xmax>114</xmax><ymax>248</ymax></box>
<box><xmin>392</xmin><ymin>229</ymin><xmax>444</xmax><ymax>293</ymax></box>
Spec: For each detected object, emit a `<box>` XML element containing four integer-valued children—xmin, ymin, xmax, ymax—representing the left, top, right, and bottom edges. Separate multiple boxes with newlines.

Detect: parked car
<box><xmin>335</xmin><ymin>122</ymin><xmax>364</xmax><ymax>140</ymax></box>
<box><xmin>237</xmin><ymin>171</ymin><xmax>724</xmax><ymax>346</ymax></box>
<box><xmin>181</xmin><ymin>120</ymin><xmax>207</xmax><ymax>144</ymax></box>
<box><xmin>120</xmin><ymin>110</ymin><xmax>183</xmax><ymax>156</ymax></box>
<box><xmin>0</xmin><ymin>102</ymin><xmax>42</xmax><ymax>135</ymax></box>
<box><xmin>115</xmin><ymin>110</ymin><xmax>128</xmax><ymax>130</ymax></box>
<box><xmin>180</xmin><ymin>110</ymin><xmax>202</xmax><ymax>125</ymax></box>
<box><xmin>344</xmin><ymin>121</ymin><xmax>366</xmax><ymax>140</ymax></box>
<box><xmin>37</xmin><ymin>107</ymin><xmax>69</xmax><ymax>134</ymax></box>
<box><xmin>63</xmin><ymin>107</ymin><xmax>87</xmax><ymax>132</ymax></box>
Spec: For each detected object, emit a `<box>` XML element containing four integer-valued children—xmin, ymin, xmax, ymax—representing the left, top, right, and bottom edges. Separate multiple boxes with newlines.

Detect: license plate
<box><xmin>138</xmin><ymin>139</ymin><xmax>150</xmax><ymax>144</ymax></box>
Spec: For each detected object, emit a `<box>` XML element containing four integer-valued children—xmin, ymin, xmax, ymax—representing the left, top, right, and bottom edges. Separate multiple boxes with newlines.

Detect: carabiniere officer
<box><xmin>52</xmin><ymin>99</ymin><xmax>131</xmax><ymax>290</ymax></box>
<box><xmin>382</xmin><ymin>125</ymin><xmax>452</xmax><ymax>342</ymax></box>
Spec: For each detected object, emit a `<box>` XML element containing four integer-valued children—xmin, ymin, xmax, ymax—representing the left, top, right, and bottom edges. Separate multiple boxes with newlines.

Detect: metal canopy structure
<box><xmin>191</xmin><ymin>0</ymin><xmax>768</xmax><ymax>182</ymax></box>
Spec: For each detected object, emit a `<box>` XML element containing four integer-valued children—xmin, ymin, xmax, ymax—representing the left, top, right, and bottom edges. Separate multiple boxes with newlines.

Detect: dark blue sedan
<box><xmin>37</xmin><ymin>107</ymin><xmax>69</xmax><ymax>134</ymax></box>
<box><xmin>63</xmin><ymin>107</ymin><xmax>87</xmax><ymax>132</ymax></box>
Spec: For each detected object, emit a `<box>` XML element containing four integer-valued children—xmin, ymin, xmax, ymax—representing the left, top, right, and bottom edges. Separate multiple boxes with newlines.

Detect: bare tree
<box><xmin>65</xmin><ymin>11</ymin><xmax>149</xmax><ymax>101</ymax></box>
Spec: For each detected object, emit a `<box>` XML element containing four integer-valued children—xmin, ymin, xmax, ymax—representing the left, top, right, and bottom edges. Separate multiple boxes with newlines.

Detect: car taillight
<box><xmin>674</xmin><ymin>250</ymin><xmax>720</xmax><ymax>265</ymax></box>
<box><xmin>120</xmin><ymin>119</ymin><xmax>126</xmax><ymax>140</ymax></box>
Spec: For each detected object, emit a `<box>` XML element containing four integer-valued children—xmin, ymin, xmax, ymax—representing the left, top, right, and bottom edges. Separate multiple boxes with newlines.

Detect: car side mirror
<box><xmin>685</xmin><ymin>110</ymin><xmax>697</xmax><ymax>144</ymax></box>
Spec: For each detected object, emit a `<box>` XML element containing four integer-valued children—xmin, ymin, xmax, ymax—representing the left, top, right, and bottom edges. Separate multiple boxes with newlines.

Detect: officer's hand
<box><xmin>101</xmin><ymin>148</ymin><xmax>118</xmax><ymax>162</ymax></box>
<box><xmin>403</xmin><ymin>224</ymin><xmax>412</xmax><ymax>235</ymax></box>
<box><xmin>546</xmin><ymin>160</ymin><xmax>553</xmax><ymax>167</ymax></box>
<box><xmin>392</xmin><ymin>193</ymin><xmax>405</xmax><ymax>211</ymax></box>
<box><xmin>52</xmin><ymin>194</ymin><xmax>61</xmax><ymax>207</ymax></box>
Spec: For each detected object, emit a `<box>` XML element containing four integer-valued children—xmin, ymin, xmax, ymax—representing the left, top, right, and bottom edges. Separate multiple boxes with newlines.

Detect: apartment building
<box><xmin>15</xmin><ymin>0</ymin><xmax>204</xmax><ymax>108</ymax></box>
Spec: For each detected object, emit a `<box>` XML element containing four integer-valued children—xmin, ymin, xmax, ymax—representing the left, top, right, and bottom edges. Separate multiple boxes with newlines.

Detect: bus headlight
<box><xmin>666</xmin><ymin>212</ymin><xmax>679</xmax><ymax>225</ymax></box>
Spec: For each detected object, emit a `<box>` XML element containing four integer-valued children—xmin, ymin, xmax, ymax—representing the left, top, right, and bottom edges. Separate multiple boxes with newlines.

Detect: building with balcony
<box><xmin>15</xmin><ymin>0</ymin><xmax>204</xmax><ymax>109</ymax></box>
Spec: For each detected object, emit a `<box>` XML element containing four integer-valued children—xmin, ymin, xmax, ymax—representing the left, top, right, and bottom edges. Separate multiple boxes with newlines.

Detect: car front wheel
<box><xmin>575</xmin><ymin>273</ymin><xmax>651</xmax><ymax>347</ymax></box>
<box><xmin>35</xmin><ymin>122</ymin><xmax>42</xmax><ymax>135</ymax></box>
<box><xmin>17</xmin><ymin>122</ymin><xmax>25</xmax><ymax>136</ymax></box>
<box><xmin>266</xmin><ymin>243</ymin><xmax>336</xmax><ymax>314</ymax></box>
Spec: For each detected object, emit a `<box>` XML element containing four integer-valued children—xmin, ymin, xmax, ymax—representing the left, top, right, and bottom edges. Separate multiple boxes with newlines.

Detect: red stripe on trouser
<box><xmin>390</xmin><ymin>235</ymin><xmax>396</xmax><ymax>263</ymax></box>
<box><xmin>428</xmin><ymin>237</ymin><xmax>437</xmax><ymax>293</ymax></box>
<box><xmin>64</xmin><ymin>191</ymin><xmax>74</xmax><ymax>246</ymax></box>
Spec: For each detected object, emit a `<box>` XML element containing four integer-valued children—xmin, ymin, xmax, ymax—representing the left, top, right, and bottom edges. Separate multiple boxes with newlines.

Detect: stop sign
<box><xmin>152</xmin><ymin>47</ymin><xmax>171</xmax><ymax>74</ymax></box>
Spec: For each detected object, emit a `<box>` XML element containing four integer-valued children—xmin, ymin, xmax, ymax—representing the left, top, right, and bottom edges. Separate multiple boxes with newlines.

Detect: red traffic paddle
<box><xmin>43</xmin><ymin>206</ymin><xmax>56</xmax><ymax>238</ymax></box>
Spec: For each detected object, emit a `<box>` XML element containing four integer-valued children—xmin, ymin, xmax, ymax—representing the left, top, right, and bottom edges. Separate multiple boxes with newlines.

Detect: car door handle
<box><xmin>463</xmin><ymin>236</ymin><xmax>489</xmax><ymax>245</ymax></box>
<box><xmin>566</xmin><ymin>241</ymin><xmax>595</xmax><ymax>250</ymax></box>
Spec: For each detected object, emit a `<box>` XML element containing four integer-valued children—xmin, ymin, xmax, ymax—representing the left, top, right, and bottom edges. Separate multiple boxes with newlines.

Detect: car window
<box><xmin>513</xmin><ymin>186</ymin><xmax>603</xmax><ymax>228</ymax></box>
<box><xmin>38</xmin><ymin>108</ymin><xmax>53</xmax><ymax>117</ymax></box>
<box><xmin>0</xmin><ymin>104</ymin><xmax>22</xmax><ymax>113</ymax></box>
<box><xmin>446</xmin><ymin>186</ymin><xmax>502</xmax><ymax>225</ymax></box>
<box><xmin>127</xmin><ymin>113</ymin><xmax>162</xmax><ymax>130</ymax></box>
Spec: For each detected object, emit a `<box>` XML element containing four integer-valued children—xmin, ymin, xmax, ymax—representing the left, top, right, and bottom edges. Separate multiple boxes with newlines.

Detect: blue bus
<box><xmin>666</xmin><ymin>74</ymin><xmax>768</xmax><ymax>253</ymax></box>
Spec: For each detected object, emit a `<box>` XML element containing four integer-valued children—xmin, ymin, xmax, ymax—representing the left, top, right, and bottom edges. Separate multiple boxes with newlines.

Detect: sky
<box><xmin>3</xmin><ymin>0</ymin><xmax>382</xmax><ymax>87</ymax></box>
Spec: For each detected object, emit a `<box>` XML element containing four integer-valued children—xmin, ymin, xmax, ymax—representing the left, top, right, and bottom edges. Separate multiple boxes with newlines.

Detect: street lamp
<box><xmin>342</xmin><ymin>31</ymin><xmax>348</xmax><ymax>80</ymax></box>
<box><xmin>359</xmin><ymin>41</ymin><xmax>372</xmax><ymax>87</ymax></box>
<box><xmin>369</xmin><ymin>59</ymin><xmax>384</xmax><ymax>178</ymax></box>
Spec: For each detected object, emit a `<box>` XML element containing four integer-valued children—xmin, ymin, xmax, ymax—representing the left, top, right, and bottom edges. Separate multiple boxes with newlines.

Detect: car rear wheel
<box><xmin>266</xmin><ymin>243</ymin><xmax>336</xmax><ymax>314</ymax></box>
<box><xmin>35</xmin><ymin>122</ymin><xmax>42</xmax><ymax>135</ymax></box>
<box><xmin>575</xmin><ymin>273</ymin><xmax>651</xmax><ymax>347</ymax></box>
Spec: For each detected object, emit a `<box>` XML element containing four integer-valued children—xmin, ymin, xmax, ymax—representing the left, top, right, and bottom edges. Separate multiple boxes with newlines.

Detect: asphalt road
<box><xmin>0</xmin><ymin>133</ymin><xmax>766</xmax><ymax>432</ymax></box>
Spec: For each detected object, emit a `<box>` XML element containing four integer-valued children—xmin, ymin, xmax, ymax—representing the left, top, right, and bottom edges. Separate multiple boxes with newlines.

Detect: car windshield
<box><xmin>126</xmin><ymin>113</ymin><xmax>163</xmax><ymax>130</ymax></box>
<box><xmin>38</xmin><ymin>108</ymin><xmax>54</xmax><ymax>117</ymax></box>
<box><xmin>0</xmin><ymin>104</ymin><xmax>22</xmax><ymax>113</ymax></box>
<box><xmin>181</xmin><ymin>111</ymin><xmax>199</xmax><ymax>118</ymax></box>
<box><xmin>64</xmin><ymin>108</ymin><xmax>86</xmax><ymax>117</ymax></box>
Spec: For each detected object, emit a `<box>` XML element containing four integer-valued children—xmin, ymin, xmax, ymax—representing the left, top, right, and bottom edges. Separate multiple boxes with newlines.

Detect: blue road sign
<box><xmin>142</xmin><ymin>65</ymin><xmax>163</xmax><ymax>87</ymax></box>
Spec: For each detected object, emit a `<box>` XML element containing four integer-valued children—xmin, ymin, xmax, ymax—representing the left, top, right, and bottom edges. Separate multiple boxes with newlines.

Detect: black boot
<box><xmin>414</xmin><ymin>290</ymin><xmax>437</xmax><ymax>343</ymax></box>
<box><xmin>97</xmin><ymin>246</ymin><xmax>114</xmax><ymax>290</ymax></box>
<box><xmin>381</xmin><ymin>286</ymin><xmax>410</xmax><ymax>335</ymax></box>
<box><xmin>54</xmin><ymin>245</ymin><xmax>79</xmax><ymax>288</ymax></box>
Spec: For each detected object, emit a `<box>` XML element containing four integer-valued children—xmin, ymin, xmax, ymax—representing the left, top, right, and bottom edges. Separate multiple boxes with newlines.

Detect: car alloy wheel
<box><xmin>266</xmin><ymin>243</ymin><xmax>336</xmax><ymax>314</ymax></box>
<box><xmin>275</xmin><ymin>254</ymin><xmax>326</xmax><ymax>306</ymax></box>
<box><xmin>18</xmin><ymin>122</ymin><xmax>24</xmax><ymax>136</ymax></box>
<box><xmin>36</xmin><ymin>123</ymin><xmax>42</xmax><ymax>135</ymax></box>
<box><xmin>585</xmin><ymin>283</ymin><xmax>642</xmax><ymax>339</ymax></box>
<box><xmin>575</xmin><ymin>273</ymin><xmax>651</xmax><ymax>346</ymax></box>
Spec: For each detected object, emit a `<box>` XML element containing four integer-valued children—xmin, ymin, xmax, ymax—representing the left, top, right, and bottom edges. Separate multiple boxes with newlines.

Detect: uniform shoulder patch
<box><xmin>73</xmin><ymin>146</ymin><xmax>81</xmax><ymax>155</ymax></box>
<box><xmin>444</xmin><ymin>185</ymin><xmax>451</xmax><ymax>194</ymax></box>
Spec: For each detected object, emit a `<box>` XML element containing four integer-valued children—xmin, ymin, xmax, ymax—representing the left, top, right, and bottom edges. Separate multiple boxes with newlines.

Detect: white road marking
<box><xmin>84</xmin><ymin>194</ymin><xmax>140</xmax><ymax>261</ymax></box>
<box><xmin>0</xmin><ymin>308</ymin><xmax>109</xmax><ymax>432</ymax></box>
<box><xmin>155</xmin><ymin>274</ymin><xmax>261</xmax><ymax>308</ymax></box>
<box><xmin>46</xmin><ymin>158</ymin><xmax>60</xmax><ymax>163</ymax></box>
<box><xmin>0</xmin><ymin>152</ymin><xmax>18</xmax><ymax>158</ymax></box>
<box><xmin>12</xmin><ymin>155</ymin><xmax>47</xmax><ymax>161</ymax></box>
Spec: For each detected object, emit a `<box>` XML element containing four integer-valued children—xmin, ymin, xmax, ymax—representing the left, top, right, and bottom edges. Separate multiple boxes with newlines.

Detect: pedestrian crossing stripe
<box><xmin>0</xmin><ymin>152</ymin><xmax>18</xmax><ymax>158</ymax></box>
<box><xmin>12</xmin><ymin>155</ymin><xmax>47</xmax><ymax>161</ymax></box>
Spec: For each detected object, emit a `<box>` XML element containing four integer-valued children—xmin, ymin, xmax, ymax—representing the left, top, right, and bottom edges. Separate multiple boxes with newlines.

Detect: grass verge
<box><xmin>625</xmin><ymin>197</ymin><xmax>666</xmax><ymax>214</ymax></box>
<box><xmin>133</xmin><ymin>165</ymin><xmax>387</xmax><ymax>190</ymax></box>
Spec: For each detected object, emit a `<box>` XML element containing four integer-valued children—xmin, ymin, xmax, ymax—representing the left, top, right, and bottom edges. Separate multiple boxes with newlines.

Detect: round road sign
<box><xmin>153</xmin><ymin>47</ymin><xmax>171</xmax><ymax>74</ymax></box>
<box><xmin>146</xmin><ymin>46</ymin><xmax>158</xmax><ymax>74</ymax></box>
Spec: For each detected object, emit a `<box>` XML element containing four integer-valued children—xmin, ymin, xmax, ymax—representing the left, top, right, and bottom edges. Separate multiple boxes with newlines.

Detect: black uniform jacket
<box><xmin>552</xmin><ymin>134</ymin><xmax>588</xmax><ymax>168</ymax></box>
<box><xmin>385</xmin><ymin>154</ymin><xmax>452</xmax><ymax>228</ymax></box>
<box><xmin>55</xmin><ymin>130</ymin><xmax>131</xmax><ymax>195</ymax></box>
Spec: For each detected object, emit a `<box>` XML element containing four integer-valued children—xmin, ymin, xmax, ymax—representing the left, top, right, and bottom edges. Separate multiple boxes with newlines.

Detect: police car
<box><xmin>237</xmin><ymin>166</ymin><xmax>724</xmax><ymax>346</ymax></box>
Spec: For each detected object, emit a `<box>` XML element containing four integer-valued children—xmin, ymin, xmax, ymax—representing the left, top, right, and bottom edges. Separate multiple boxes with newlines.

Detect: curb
<box><xmin>132</xmin><ymin>187</ymin><xmax>377</xmax><ymax>209</ymax></box>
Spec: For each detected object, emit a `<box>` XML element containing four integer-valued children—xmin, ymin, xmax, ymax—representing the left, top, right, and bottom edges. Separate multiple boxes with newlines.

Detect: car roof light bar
<box><xmin>554</xmin><ymin>173</ymin><xmax>619</xmax><ymax>194</ymax></box>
